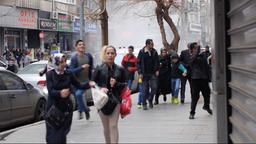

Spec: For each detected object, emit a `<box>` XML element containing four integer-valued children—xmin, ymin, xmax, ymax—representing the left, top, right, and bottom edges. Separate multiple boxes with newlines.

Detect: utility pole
<box><xmin>180</xmin><ymin>0</ymin><xmax>187</xmax><ymax>51</ymax></box>
<box><xmin>80</xmin><ymin>0</ymin><xmax>85</xmax><ymax>41</ymax></box>
<box><xmin>100</xmin><ymin>0</ymin><xmax>108</xmax><ymax>46</ymax></box>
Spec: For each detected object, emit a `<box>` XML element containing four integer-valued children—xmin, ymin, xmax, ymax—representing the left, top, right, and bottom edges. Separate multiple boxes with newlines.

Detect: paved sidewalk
<box><xmin>0</xmin><ymin>91</ymin><xmax>216</xmax><ymax>143</ymax></box>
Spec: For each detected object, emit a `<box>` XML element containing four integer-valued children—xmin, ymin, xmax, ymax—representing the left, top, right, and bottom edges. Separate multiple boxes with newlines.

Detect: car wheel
<box><xmin>34</xmin><ymin>99</ymin><xmax>46</xmax><ymax>121</ymax></box>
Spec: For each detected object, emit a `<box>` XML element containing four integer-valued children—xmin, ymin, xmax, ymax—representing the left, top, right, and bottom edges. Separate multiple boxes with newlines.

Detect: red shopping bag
<box><xmin>120</xmin><ymin>87</ymin><xmax>132</xmax><ymax>118</ymax></box>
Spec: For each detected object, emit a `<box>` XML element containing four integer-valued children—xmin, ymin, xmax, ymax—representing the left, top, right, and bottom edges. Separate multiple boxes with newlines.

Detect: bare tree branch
<box><xmin>109</xmin><ymin>0</ymin><xmax>180</xmax><ymax>51</ymax></box>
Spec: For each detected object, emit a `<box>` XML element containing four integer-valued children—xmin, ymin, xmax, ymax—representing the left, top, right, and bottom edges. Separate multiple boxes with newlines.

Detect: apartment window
<box><xmin>55</xmin><ymin>0</ymin><xmax>76</xmax><ymax>5</ymax></box>
<box><xmin>85</xmin><ymin>0</ymin><xmax>94</xmax><ymax>9</ymax></box>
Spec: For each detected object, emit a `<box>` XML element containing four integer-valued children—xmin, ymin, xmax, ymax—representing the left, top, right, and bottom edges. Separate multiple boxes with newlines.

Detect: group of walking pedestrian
<box><xmin>121</xmin><ymin>39</ymin><xmax>212</xmax><ymax>119</ymax></box>
<box><xmin>44</xmin><ymin>40</ymin><xmax>126</xmax><ymax>143</ymax></box>
<box><xmin>43</xmin><ymin>38</ymin><xmax>212</xmax><ymax>143</ymax></box>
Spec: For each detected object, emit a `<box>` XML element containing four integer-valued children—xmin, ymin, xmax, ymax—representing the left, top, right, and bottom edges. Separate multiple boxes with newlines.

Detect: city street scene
<box><xmin>0</xmin><ymin>0</ymin><xmax>255</xmax><ymax>143</ymax></box>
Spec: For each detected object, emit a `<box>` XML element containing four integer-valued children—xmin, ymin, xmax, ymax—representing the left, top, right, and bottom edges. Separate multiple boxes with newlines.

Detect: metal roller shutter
<box><xmin>227</xmin><ymin>0</ymin><xmax>256</xmax><ymax>143</ymax></box>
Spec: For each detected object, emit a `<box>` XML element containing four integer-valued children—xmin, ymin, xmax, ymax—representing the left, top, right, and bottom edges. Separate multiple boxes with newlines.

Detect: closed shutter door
<box><xmin>227</xmin><ymin>0</ymin><xmax>256</xmax><ymax>143</ymax></box>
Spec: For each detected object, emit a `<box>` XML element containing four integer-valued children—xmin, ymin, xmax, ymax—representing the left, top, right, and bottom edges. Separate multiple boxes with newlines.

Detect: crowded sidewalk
<box><xmin>0</xmin><ymin>85</ymin><xmax>215</xmax><ymax>143</ymax></box>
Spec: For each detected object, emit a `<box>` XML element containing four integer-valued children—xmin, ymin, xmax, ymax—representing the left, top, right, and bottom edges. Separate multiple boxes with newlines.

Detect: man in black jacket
<box><xmin>137</xmin><ymin>39</ymin><xmax>159</xmax><ymax>110</ymax></box>
<box><xmin>179</xmin><ymin>43</ymin><xmax>192</xmax><ymax>104</ymax></box>
<box><xmin>189</xmin><ymin>42</ymin><xmax>212</xmax><ymax>119</ymax></box>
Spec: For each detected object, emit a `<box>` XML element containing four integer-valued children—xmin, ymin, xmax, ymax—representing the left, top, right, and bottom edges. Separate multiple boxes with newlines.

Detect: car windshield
<box><xmin>17</xmin><ymin>64</ymin><xmax>46</xmax><ymax>74</ymax></box>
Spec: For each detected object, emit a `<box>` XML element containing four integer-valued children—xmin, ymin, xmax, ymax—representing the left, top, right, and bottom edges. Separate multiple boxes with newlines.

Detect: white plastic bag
<box><xmin>91</xmin><ymin>85</ymin><xmax>109</xmax><ymax>109</ymax></box>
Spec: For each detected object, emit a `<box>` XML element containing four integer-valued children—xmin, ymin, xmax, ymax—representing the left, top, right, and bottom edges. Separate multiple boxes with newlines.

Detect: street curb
<box><xmin>0</xmin><ymin>121</ymin><xmax>45</xmax><ymax>140</ymax></box>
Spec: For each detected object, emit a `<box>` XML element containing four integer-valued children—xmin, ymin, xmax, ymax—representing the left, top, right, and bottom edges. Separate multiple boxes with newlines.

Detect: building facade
<box><xmin>0</xmin><ymin>0</ymin><xmax>102</xmax><ymax>61</ymax></box>
<box><xmin>177</xmin><ymin>0</ymin><xmax>202</xmax><ymax>52</ymax></box>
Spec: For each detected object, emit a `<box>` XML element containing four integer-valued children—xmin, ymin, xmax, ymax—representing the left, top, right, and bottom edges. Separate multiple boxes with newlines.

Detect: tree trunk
<box><xmin>163</xmin><ymin>8</ymin><xmax>180</xmax><ymax>52</ymax></box>
<box><xmin>100</xmin><ymin>0</ymin><xmax>108</xmax><ymax>46</ymax></box>
<box><xmin>155</xmin><ymin>7</ymin><xmax>170</xmax><ymax>49</ymax></box>
<box><xmin>154</xmin><ymin>0</ymin><xmax>180</xmax><ymax>52</ymax></box>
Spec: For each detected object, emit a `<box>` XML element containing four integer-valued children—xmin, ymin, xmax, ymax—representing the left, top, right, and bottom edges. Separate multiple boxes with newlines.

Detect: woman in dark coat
<box><xmin>154</xmin><ymin>48</ymin><xmax>172</xmax><ymax>105</ymax></box>
<box><xmin>93</xmin><ymin>45</ymin><xmax>126</xmax><ymax>143</ymax></box>
<box><xmin>45</xmin><ymin>55</ymin><xmax>95</xmax><ymax>143</ymax></box>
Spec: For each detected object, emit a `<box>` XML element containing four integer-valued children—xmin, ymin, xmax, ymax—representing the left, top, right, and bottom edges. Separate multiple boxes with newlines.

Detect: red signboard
<box><xmin>17</xmin><ymin>9</ymin><xmax>37</xmax><ymax>28</ymax></box>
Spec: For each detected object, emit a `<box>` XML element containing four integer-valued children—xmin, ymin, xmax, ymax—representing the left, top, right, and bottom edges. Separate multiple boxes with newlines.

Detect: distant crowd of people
<box><xmin>1</xmin><ymin>48</ymin><xmax>44</xmax><ymax>73</ymax></box>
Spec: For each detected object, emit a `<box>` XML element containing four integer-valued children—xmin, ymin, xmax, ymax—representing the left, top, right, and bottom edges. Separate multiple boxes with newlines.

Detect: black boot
<box><xmin>163</xmin><ymin>95</ymin><xmax>167</xmax><ymax>102</ymax></box>
<box><xmin>143</xmin><ymin>105</ymin><xmax>148</xmax><ymax>110</ymax></box>
<box><xmin>149</xmin><ymin>101</ymin><xmax>153</xmax><ymax>109</ymax></box>
<box><xmin>203</xmin><ymin>106</ymin><xmax>213</xmax><ymax>115</ymax></box>
<box><xmin>85</xmin><ymin>112</ymin><xmax>90</xmax><ymax>120</ymax></box>
<box><xmin>189</xmin><ymin>114</ymin><xmax>195</xmax><ymax>119</ymax></box>
<box><xmin>78</xmin><ymin>112</ymin><xmax>83</xmax><ymax>120</ymax></box>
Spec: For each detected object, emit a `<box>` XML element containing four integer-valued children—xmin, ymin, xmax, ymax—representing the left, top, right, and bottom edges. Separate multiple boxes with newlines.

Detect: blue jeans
<box><xmin>141</xmin><ymin>74</ymin><xmax>158</xmax><ymax>106</ymax></box>
<box><xmin>127</xmin><ymin>79</ymin><xmax>133</xmax><ymax>89</ymax></box>
<box><xmin>171</xmin><ymin>78</ymin><xmax>181</xmax><ymax>98</ymax></box>
<box><xmin>75</xmin><ymin>89</ymin><xmax>89</xmax><ymax>113</ymax></box>
<box><xmin>137</xmin><ymin>84</ymin><xmax>143</xmax><ymax>105</ymax></box>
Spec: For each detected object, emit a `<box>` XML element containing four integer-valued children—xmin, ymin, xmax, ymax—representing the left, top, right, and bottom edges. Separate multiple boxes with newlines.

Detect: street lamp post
<box><xmin>80</xmin><ymin>0</ymin><xmax>85</xmax><ymax>41</ymax></box>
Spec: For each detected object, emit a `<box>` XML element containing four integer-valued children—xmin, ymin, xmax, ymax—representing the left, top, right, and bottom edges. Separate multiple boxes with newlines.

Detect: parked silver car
<box><xmin>17</xmin><ymin>60</ymin><xmax>77</xmax><ymax>110</ymax></box>
<box><xmin>0</xmin><ymin>68</ymin><xmax>46</xmax><ymax>130</ymax></box>
<box><xmin>0</xmin><ymin>58</ymin><xmax>8</xmax><ymax>69</ymax></box>
<box><xmin>17</xmin><ymin>60</ymin><xmax>47</xmax><ymax>88</ymax></box>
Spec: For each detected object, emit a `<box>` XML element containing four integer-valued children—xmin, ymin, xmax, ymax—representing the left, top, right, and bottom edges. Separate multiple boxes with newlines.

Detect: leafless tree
<box><xmin>83</xmin><ymin>0</ymin><xmax>181</xmax><ymax>50</ymax></box>
<box><xmin>114</xmin><ymin>0</ymin><xmax>181</xmax><ymax>52</ymax></box>
<box><xmin>155</xmin><ymin>0</ymin><xmax>180</xmax><ymax>52</ymax></box>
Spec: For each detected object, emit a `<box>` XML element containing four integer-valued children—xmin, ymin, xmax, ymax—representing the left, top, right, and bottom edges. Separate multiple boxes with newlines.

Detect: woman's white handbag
<box><xmin>91</xmin><ymin>85</ymin><xmax>109</xmax><ymax>109</ymax></box>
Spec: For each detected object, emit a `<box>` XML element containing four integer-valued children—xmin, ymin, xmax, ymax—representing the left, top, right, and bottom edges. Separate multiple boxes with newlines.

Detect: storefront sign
<box><xmin>73</xmin><ymin>18</ymin><xmax>80</xmax><ymax>32</ymax></box>
<box><xmin>39</xmin><ymin>19</ymin><xmax>57</xmax><ymax>30</ymax></box>
<box><xmin>58</xmin><ymin>20</ymin><xmax>73</xmax><ymax>32</ymax></box>
<box><xmin>85</xmin><ymin>20</ymin><xmax>97</xmax><ymax>33</ymax></box>
<box><xmin>73</xmin><ymin>18</ymin><xmax>86</xmax><ymax>33</ymax></box>
<box><xmin>0</xmin><ymin>6</ymin><xmax>38</xmax><ymax>29</ymax></box>
<box><xmin>57</xmin><ymin>13</ymin><xmax>72</xmax><ymax>32</ymax></box>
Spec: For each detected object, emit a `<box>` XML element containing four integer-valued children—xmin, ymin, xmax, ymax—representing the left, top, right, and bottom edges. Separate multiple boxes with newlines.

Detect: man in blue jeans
<box><xmin>137</xmin><ymin>39</ymin><xmax>159</xmax><ymax>110</ymax></box>
<box><xmin>69</xmin><ymin>40</ymin><xmax>93</xmax><ymax>120</ymax></box>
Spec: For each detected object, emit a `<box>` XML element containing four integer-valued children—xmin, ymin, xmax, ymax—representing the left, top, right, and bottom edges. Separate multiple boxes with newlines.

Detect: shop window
<box><xmin>5</xmin><ymin>30</ymin><xmax>21</xmax><ymax>50</ymax></box>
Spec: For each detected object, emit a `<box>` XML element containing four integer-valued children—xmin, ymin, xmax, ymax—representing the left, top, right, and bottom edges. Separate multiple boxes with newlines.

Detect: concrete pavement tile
<box><xmin>1</xmin><ymin>85</ymin><xmax>215</xmax><ymax>143</ymax></box>
<box><xmin>194</xmin><ymin>134</ymin><xmax>216</xmax><ymax>143</ymax></box>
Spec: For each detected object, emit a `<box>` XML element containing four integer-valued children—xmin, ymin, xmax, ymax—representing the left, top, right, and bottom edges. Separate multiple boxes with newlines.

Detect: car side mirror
<box><xmin>26</xmin><ymin>83</ymin><xmax>34</xmax><ymax>90</ymax></box>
